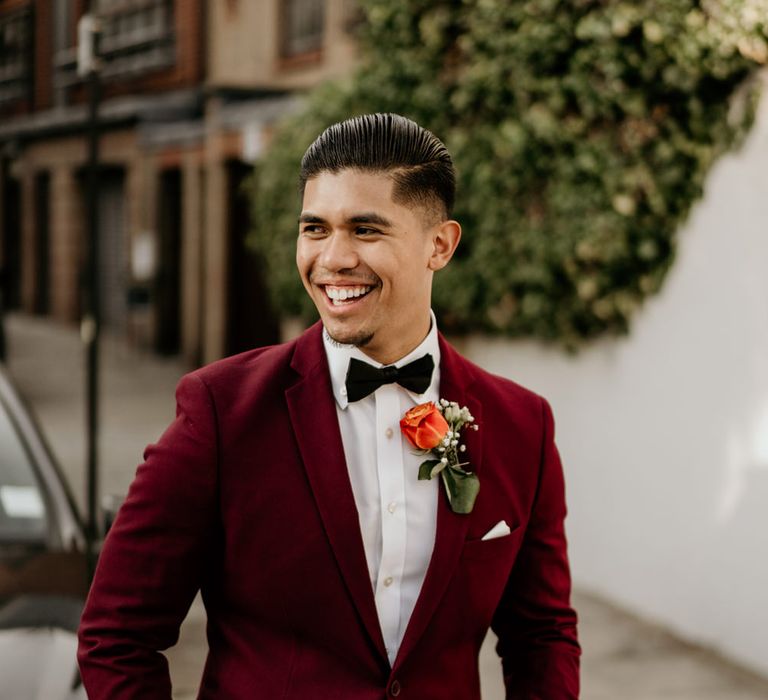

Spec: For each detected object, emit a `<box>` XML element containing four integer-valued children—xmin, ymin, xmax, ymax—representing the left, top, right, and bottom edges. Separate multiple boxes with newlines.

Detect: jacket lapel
<box><xmin>395</xmin><ymin>336</ymin><xmax>484</xmax><ymax>668</ymax></box>
<box><xmin>285</xmin><ymin>324</ymin><xmax>388</xmax><ymax>664</ymax></box>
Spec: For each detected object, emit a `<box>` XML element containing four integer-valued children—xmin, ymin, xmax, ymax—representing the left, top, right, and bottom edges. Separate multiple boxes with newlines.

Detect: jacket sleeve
<box><xmin>77</xmin><ymin>373</ymin><xmax>218</xmax><ymax>699</ymax></box>
<box><xmin>491</xmin><ymin>397</ymin><xmax>581</xmax><ymax>699</ymax></box>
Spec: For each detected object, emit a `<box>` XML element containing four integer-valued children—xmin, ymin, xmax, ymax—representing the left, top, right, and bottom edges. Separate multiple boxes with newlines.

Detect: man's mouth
<box><xmin>323</xmin><ymin>285</ymin><xmax>374</xmax><ymax>306</ymax></box>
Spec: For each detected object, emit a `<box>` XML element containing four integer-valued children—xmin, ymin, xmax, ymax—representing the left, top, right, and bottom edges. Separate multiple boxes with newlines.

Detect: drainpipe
<box><xmin>78</xmin><ymin>8</ymin><xmax>102</xmax><ymax>579</ymax></box>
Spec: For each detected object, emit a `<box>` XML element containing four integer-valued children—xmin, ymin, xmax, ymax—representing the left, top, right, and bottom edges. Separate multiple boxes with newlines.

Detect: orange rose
<box><xmin>400</xmin><ymin>402</ymin><xmax>449</xmax><ymax>450</ymax></box>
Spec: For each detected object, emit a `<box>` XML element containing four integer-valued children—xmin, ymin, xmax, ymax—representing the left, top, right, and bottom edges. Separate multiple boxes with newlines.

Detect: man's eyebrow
<box><xmin>298</xmin><ymin>212</ymin><xmax>394</xmax><ymax>227</ymax></box>
<box><xmin>348</xmin><ymin>213</ymin><xmax>393</xmax><ymax>227</ymax></box>
<box><xmin>298</xmin><ymin>213</ymin><xmax>326</xmax><ymax>224</ymax></box>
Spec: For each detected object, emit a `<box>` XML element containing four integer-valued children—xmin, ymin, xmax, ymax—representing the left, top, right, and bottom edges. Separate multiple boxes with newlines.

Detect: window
<box><xmin>342</xmin><ymin>0</ymin><xmax>363</xmax><ymax>34</ymax></box>
<box><xmin>0</xmin><ymin>394</ymin><xmax>48</xmax><ymax>543</ymax></box>
<box><xmin>53</xmin><ymin>0</ymin><xmax>73</xmax><ymax>56</ymax></box>
<box><xmin>52</xmin><ymin>0</ymin><xmax>175</xmax><ymax>89</ymax></box>
<box><xmin>281</xmin><ymin>0</ymin><xmax>325</xmax><ymax>58</ymax></box>
<box><xmin>0</xmin><ymin>7</ymin><xmax>33</xmax><ymax>107</ymax></box>
<box><xmin>96</xmin><ymin>0</ymin><xmax>175</xmax><ymax>78</ymax></box>
<box><xmin>51</xmin><ymin>0</ymin><xmax>73</xmax><ymax>105</ymax></box>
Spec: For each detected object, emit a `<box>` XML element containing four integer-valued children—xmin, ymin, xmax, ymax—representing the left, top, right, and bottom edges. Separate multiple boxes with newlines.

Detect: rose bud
<box><xmin>400</xmin><ymin>402</ymin><xmax>450</xmax><ymax>450</ymax></box>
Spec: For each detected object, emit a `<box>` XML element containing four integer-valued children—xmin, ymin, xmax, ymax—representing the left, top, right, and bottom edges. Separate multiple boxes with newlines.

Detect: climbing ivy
<box><xmin>249</xmin><ymin>0</ymin><xmax>767</xmax><ymax>346</ymax></box>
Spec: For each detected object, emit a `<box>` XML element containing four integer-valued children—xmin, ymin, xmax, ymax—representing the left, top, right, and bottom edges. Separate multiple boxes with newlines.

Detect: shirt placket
<box><xmin>374</xmin><ymin>383</ymin><xmax>407</xmax><ymax>664</ymax></box>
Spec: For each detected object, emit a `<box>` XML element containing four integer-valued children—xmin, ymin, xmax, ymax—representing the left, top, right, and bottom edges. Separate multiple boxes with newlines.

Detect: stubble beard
<box><xmin>326</xmin><ymin>328</ymin><xmax>374</xmax><ymax>349</ymax></box>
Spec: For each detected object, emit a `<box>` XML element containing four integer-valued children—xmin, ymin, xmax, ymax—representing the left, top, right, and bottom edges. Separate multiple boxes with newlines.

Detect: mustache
<box><xmin>309</xmin><ymin>269</ymin><xmax>380</xmax><ymax>286</ymax></box>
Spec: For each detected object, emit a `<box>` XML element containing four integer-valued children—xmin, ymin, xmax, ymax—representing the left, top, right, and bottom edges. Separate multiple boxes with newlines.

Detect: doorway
<box><xmin>155</xmin><ymin>168</ymin><xmax>181</xmax><ymax>355</ymax></box>
<box><xmin>226</xmin><ymin>160</ymin><xmax>279</xmax><ymax>355</ymax></box>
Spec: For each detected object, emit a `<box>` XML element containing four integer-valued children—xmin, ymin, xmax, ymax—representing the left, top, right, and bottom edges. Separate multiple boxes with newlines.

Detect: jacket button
<box><xmin>389</xmin><ymin>680</ymin><xmax>402</xmax><ymax>696</ymax></box>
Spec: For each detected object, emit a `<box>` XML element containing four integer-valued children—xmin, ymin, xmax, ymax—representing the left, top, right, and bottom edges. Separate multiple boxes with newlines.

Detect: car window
<box><xmin>0</xmin><ymin>396</ymin><xmax>48</xmax><ymax>541</ymax></box>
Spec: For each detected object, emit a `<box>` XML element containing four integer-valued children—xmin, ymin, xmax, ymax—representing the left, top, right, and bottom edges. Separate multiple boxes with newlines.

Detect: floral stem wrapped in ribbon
<box><xmin>400</xmin><ymin>400</ymin><xmax>480</xmax><ymax>514</ymax></box>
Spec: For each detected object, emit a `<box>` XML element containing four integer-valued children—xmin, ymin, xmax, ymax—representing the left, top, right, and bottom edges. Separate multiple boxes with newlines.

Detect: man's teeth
<box><xmin>325</xmin><ymin>286</ymin><xmax>372</xmax><ymax>304</ymax></box>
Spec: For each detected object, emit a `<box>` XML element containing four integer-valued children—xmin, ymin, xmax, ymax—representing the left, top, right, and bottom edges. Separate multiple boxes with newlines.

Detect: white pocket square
<box><xmin>481</xmin><ymin>520</ymin><xmax>511</xmax><ymax>541</ymax></box>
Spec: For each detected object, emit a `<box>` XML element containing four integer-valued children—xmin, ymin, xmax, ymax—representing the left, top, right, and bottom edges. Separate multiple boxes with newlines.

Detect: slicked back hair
<box><xmin>299</xmin><ymin>113</ymin><xmax>456</xmax><ymax>221</ymax></box>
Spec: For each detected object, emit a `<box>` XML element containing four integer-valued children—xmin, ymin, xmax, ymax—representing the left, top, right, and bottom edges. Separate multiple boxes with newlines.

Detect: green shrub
<box><xmin>249</xmin><ymin>0</ymin><xmax>767</xmax><ymax>347</ymax></box>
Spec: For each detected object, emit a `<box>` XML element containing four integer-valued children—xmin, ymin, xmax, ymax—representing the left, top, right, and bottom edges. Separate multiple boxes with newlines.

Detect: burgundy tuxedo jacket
<box><xmin>78</xmin><ymin>323</ymin><xmax>580</xmax><ymax>699</ymax></box>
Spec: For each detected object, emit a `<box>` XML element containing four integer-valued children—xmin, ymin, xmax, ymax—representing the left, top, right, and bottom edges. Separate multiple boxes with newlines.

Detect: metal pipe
<box><xmin>79</xmin><ymin>10</ymin><xmax>102</xmax><ymax>577</ymax></box>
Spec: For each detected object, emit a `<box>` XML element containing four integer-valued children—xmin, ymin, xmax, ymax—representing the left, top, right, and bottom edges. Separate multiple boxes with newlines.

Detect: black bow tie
<box><xmin>345</xmin><ymin>354</ymin><xmax>435</xmax><ymax>403</ymax></box>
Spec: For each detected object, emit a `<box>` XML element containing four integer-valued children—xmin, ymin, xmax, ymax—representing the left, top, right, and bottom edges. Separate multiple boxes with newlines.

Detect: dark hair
<box><xmin>300</xmin><ymin>113</ymin><xmax>456</xmax><ymax>219</ymax></box>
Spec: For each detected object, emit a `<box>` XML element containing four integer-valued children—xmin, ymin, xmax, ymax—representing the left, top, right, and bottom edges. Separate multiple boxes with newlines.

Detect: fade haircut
<box><xmin>299</xmin><ymin>113</ymin><xmax>456</xmax><ymax>221</ymax></box>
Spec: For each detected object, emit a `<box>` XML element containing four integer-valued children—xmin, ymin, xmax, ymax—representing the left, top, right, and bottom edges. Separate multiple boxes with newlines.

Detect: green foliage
<box><xmin>249</xmin><ymin>0</ymin><xmax>767</xmax><ymax>346</ymax></box>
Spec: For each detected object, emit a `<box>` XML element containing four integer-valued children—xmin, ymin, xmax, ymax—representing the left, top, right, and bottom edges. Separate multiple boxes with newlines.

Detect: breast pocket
<box><xmin>461</xmin><ymin>524</ymin><xmax>524</xmax><ymax>561</ymax></box>
<box><xmin>451</xmin><ymin>525</ymin><xmax>526</xmax><ymax>630</ymax></box>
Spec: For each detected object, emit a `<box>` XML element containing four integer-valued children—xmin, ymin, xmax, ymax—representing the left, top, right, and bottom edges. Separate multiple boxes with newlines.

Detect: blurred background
<box><xmin>0</xmin><ymin>1</ymin><xmax>767</xmax><ymax>699</ymax></box>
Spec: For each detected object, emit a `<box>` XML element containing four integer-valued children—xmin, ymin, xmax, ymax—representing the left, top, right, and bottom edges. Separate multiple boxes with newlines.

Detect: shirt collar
<box><xmin>323</xmin><ymin>311</ymin><xmax>441</xmax><ymax>410</ymax></box>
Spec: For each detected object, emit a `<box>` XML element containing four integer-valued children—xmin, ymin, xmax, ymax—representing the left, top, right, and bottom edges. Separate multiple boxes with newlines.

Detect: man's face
<box><xmin>297</xmin><ymin>169</ymin><xmax>444</xmax><ymax>364</ymax></box>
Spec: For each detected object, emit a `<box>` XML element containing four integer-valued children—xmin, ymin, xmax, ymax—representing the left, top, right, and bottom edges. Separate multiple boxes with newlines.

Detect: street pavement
<box><xmin>4</xmin><ymin>312</ymin><xmax>768</xmax><ymax>699</ymax></box>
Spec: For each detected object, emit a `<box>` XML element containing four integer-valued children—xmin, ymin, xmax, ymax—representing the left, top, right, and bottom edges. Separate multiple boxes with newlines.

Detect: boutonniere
<box><xmin>399</xmin><ymin>399</ymin><xmax>480</xmax><ymax>514</ymax></box>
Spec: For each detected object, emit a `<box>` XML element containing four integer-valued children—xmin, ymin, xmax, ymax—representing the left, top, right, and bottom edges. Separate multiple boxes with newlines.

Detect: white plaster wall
<box><xmin>461</xmin><ymin>77</ymin><xmax>768</xmax><ymax>676</ymax></box>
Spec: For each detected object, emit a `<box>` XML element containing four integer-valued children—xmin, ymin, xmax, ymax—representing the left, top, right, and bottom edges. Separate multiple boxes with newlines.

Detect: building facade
<box><xmin>0</xmin><ymin>0</ymin><xmax>358</xmax><ymax>364</ymax></box>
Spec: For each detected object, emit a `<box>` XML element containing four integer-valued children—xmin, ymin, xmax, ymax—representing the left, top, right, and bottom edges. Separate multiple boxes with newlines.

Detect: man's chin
<box><xmin>325</xmin><ymin>324</ymin><xmax>374</xmax><ymax>349</ymax></box>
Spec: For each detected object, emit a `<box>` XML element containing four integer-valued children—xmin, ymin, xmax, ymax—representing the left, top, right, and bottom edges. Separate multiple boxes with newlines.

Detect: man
<box><xmin>78</xmin><ymin>113</ymin><xmax>580</xmax><ymax>698</ymax></box>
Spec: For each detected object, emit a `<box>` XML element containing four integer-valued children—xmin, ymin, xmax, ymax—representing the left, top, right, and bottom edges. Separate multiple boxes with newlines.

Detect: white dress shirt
<box><xmin>323</xmin><ymin>315</ymin><xmax>441</xmax><ymax>665</ymax></box>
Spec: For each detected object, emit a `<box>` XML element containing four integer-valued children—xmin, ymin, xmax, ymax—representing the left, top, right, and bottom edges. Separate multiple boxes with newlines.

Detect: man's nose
<box><xmin>318</xmin><ymin>231</ymin><xmax>358</xmax><ymax>271</ymax></box>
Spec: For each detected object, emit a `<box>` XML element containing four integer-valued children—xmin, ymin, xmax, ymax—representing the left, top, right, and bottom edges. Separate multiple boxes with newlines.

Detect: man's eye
<box><xmin>355</xmin><ymin>227</ymin><xmax>378</xmax><ymax>236</ymax></box>
<box><xmin>301</xmin><ymin>225</ymin><xmax>325</xmax><ymax>236</ymax></box>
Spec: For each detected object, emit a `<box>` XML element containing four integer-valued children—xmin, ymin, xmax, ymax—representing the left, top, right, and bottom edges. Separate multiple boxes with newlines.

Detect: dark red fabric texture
<box><xmin>77</xmin><ymin>322</ymin><xmax>580</xmax><ymax>699</ymax></box>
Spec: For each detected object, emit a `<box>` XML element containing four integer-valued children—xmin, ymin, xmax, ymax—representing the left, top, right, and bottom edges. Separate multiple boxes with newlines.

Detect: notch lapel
<box><xmin>285</xmin><ymin>325</ymin><xmax>388</xmax><ymax>664</ymax></box>
<box><xmin>394</xmin><ymin>337</ymin><xmax>484</xmax><ymax>667</ymax></box>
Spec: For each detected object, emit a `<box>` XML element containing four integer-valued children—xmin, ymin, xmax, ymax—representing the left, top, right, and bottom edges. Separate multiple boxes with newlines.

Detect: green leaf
<box><xmin>441</xmin><ymin>467</ymin><xmax>480</xmax><ymax>514</ymax></box>
<box><xmin>441</xmin><ymin>466</ymin><xmax>458</xmax><ymax>504</ymax></box>
<box><xmin>418</xmin><ymin>459</ymin><xmax>441</xmax><ymax>480</ymax></box>
<box><xmin>247</xmin><ymin>0</ymin><xmax>765</xmax><ymax>348</ymax></box>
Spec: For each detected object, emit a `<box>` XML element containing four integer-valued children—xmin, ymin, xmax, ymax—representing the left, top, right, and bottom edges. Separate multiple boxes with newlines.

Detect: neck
<box><xmin>357</xmin><ymin>313</ymin><xmax>432</xmax><ymax>365</ymax></box>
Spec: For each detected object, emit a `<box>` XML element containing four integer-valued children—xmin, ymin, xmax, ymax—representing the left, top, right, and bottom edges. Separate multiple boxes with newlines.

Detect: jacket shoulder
<box><xmin>190</xmin><ymin>339</ymin><xmax>297</xmax><ymax>388</ymax></box>
<box><xmin>181</xmin><ymin>322</ymin><xmax>326</xmax><ymax>401</ymax></box>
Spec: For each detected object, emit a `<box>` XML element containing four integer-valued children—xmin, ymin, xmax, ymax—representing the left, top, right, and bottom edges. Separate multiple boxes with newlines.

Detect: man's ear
<box><xmin>428</xmin><ymin>220</ymin><xmax>462</xmax><ymax>271</ymax></box>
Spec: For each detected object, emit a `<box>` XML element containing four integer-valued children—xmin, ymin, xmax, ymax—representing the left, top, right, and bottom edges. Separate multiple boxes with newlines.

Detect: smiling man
<box><xmin>297</xmin><ymin>169</ymin><xmax>457</xmax><ymax>363</ymax></box>
<box><xmin>78</xmin><ymin>113</ymin><xmax>580</xmax><ymax>699</ymax></box>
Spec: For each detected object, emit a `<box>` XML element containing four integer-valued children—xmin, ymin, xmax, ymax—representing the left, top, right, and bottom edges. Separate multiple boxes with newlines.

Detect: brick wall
<box><xmin>49</xmin><ymin>166</ymin><xmax>80</xmax><ymax>321</ymax></box>
<box><xmin>74</xmin><ymin>0</ymin><xmax>205</xmax><ymax>102</ymax></box>
<box><xmin>0</xmin><ymin>0</ymin><xmax>34</xmax><ymax>117</ymax></box>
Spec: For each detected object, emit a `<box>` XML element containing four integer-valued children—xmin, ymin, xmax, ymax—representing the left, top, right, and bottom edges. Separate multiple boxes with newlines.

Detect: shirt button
<box><xmin>387</xmin><ymin>502</ymin><xmax>397</xmax><ymax>514</ymax></box>
<box><xmin>385</xmin><ymin>427</ymin><xmax>394</xmax><ymax>438</ymax></box>
<box><xmin>341</xmin><ymin>386</ymin><xmax>347</xmax><ymax>396</ymax></box>
<box><xmin>383</xmin><ymin>576</ymin><xmax>394</xmax><ymax>587</ymax></box>
<box><xmin>389</xmin><ymin>679</ymin><xmax>402</xmax><ymax>696</ymax></box>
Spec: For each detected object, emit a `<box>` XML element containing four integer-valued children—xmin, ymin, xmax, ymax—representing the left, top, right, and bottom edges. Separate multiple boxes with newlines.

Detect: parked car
<box><xmin>0</xmin><ymin>366</ymin><xmax>88</xmax><ymax>700</ymax></box>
